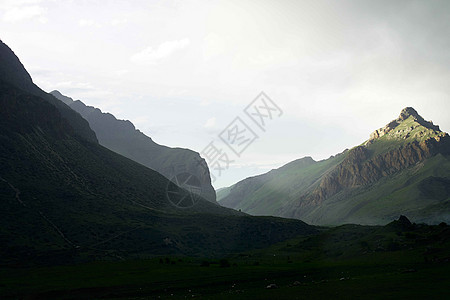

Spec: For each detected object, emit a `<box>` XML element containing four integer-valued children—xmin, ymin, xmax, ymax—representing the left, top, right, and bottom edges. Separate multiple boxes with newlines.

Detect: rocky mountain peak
<box><xmin>398</xmin><ymin>107</ymin><xmax>439</xmax><ymax>131</ymax></box>
<box><xmin>399</xmin><ymin>107</ymin><xmax>420</xmax><ymax>120</ymax></box>
<box><xmin>367</xmin><ymin>107</ymin><xmax>445</xmax><ymax>143</ymax></box>
<box><xmin>50</xmin><ymin>90</ymin><xmax>74</xmax><ymax>105</ymax></box>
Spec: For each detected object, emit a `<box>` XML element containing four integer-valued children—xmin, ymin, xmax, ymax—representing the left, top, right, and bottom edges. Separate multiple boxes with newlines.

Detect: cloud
<box><xmin>199</xmin><ymin>99</ymin><xmax>210</xmax><ymax>106</ymax></box>
<box><xmin>111</xmin><ymin>18</ymin><xmax>128</xmax><ymax>26</ymax></box>
<box><xmin>112</xmin><ymin>69</ymin><xmax>130</xmax><ymax>77</ymax></box>
<box><xmin>203</xmin><ymin>33</ymin><xmax>226</xmax><ymax>61</ymax></box>
<box><xmin>204</xmin><ymin>117</ymin><xmax>216</xmax><ymax>128</ymax></box>
<box><xmin>2</xmin><ymin>4</ymin><xmax>46</xmax><ymax>23</ymax></box>
<box><xmin>79</xmin><ymin>18</ymin><xmax>127</xmax><ymax>28</ymax></box>
<box><xmin>79</xmin><ymin>19</ymin><xmax>95</xmax><ymax>27</ymax></box>
<box><xmin>130</xmin><ymin>38</ymin><xmax>190</xmax><ymax>65</ymax></box>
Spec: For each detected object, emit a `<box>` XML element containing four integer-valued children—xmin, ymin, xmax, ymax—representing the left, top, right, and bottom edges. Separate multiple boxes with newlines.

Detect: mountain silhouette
<box><xmin>50</xmin><ymin>90</ymin><xmax>216</xmax><ymax>203</ymax></box>
<box><xmin>0</xmin><ymin>40</ymin><xmax>97</xmax><ymax>143</ymax></box>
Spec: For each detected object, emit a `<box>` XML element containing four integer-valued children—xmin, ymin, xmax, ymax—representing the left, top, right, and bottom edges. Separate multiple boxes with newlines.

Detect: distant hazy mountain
<box><xmin>0</xmin><ymin>41</ymin><xmax>315</xmax><ymax>264</ymax></box>
<box><xmin>219</xmin><ymin>107</ymin><xmax>450</xmax><ymax>225</ymax></box>
<box><xmin>50</xmin><ymin>90</ymin><xmax>216</xmax><ymax>203</ymax></box>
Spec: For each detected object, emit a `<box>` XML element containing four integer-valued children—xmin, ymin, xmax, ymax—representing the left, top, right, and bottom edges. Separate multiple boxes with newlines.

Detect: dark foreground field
<box><xmin>1</xmin><ymin>218</ymin><xmax>450</xmax><ymax>299</ymax></box>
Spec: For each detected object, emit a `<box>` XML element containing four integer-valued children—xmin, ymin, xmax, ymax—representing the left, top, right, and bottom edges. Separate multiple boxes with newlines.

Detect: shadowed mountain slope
<box><xmin>50</xmin><ymin>90</ymin><xmax>216</xmax><ymax>203</ymax></box>
<box><xmin>0</xmin><ymin>40</ymin><xmax>97</xmax><ymax>143</ymax></box>
<box><xmin>0</xmin><ymin>42</ymin><xmax>316</xmax><ymax>265</ymax></box>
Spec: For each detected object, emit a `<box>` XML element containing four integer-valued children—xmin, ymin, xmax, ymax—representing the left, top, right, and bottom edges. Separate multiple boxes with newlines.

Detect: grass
<box><xmin>2</xmin><ymin>253</ymin><xmax>448</xmax><ymax>299</ymax></box>
<box><xmin>1</xmin><ymin>221</ymin><xmax>449</xmax><ymax>299</ymax></box>
<box><xmin>219</xmin><ymin>155</ymin><xmax>346</xmax><ymax>216</ymax></box>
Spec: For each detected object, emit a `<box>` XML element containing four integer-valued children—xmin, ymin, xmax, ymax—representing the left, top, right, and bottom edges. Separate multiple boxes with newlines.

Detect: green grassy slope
<box><xmin>218</xmin><ymin>155</ymin><xmax>343</xmax><ymax>215</ymax></box>
<box><xmin>219</xmin><ymin>108</ymin><xmax>450</xmax><ymax>225</ymax></box>
<box><xmin>216</xmin><ymin>186</ymin><xmax>232</xmax><ymax>200</ymax></box>
<box><xmin>218</xmin><ymin>155</ymin><xmax>345</xmax><ymax>216</ymax></box>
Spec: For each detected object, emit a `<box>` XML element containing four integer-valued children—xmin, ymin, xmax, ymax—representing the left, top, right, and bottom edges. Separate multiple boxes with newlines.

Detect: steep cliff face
<box><xmin>303</xmin><ymin>136</ymin><xmax>450</xmax><ymax>208</ymax></box>
<box><xmin>50</xmin><ymin>90</ymin><xmax>216</xmax><ymax>203</ymax></box>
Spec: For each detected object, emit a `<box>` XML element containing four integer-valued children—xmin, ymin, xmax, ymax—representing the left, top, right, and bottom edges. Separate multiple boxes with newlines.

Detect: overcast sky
<box><xmin>1</xmin><ymin>0</ymin><xmax>449</xmax><ymax>188</ymax></box>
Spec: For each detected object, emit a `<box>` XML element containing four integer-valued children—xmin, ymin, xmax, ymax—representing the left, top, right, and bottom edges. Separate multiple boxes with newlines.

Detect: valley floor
<box><xmin>0</xmin><ymin>253</ymin><xmax>449</xmax><ymax>299</ymax></box>
<box><xmin>1</xmin><ymin>222</ymin><xmax>450</xmax><ymax>299</ymax></box>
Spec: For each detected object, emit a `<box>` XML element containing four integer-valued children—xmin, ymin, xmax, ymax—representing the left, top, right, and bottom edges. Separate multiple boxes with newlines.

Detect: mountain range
<box><xmin>49</xmin><ymin>90</ymin><xmax>216</xmax><ymax>203</ymax></box>
<box><xmin>218</xmin><ymin>107</ymin><xmax>450</xmax><ymax>225</ymax></box>
<box><xmin>0</xmin><ymin>40</ymin><xmax>315</xmax><ymax>264</ymax></box>
<box><xmin>1</xmin><ymin>37</ymin><xmax>449</xmax><ymax>269</ymax></box>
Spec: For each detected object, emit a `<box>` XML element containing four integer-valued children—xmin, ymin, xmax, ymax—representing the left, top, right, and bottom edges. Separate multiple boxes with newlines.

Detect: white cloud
<box><xmin>203</xmin><ymin>33</ymin><xmax>226</xmax><ymax>61</ymax></box>
<box><xmin>199</xmin><ymin>99</ymin><xmax>210</xmax><ymax>106</ymax></box>
<box><xmin>0</xmin><ymin>0</ymin><xmax>42</xmax><ymax>10</ymax></box>
<box><xmin>38</xmin><ymin>16</ymin><xmax>47</xmax><ymax>23</ymax></box>
<box><xmin>79</xmin><ymin>19</ymin><xmax>95</xmax><ymax>27</ymax></box>
<box><xmin>111</xmin><ymin>18</ymin><xmax>128</xmax><ymax>26</ymax></box>
<box><xmin>2</xmin><ymin>5</ymin><xmax>46</xmax><ymax>23</ymax></box>
<box><xmin>130</xmin><ymin>38</ymin><xmax>190</xmax><ymax>65</ymax></box>
<box><xmin>204</xmin><ymin>117</ymin><xmax>216</xmax><ymax>128</ymax></box>
<box><xmin>112</xmin><ymin>69</ymin><xmax>130</xmax><ymax>77</ymax></box>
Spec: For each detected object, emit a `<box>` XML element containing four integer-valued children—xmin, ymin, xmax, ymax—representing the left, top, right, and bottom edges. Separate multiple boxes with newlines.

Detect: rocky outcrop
<box><xmin>302</xmin><ymin>136</ymin><xmax>449</xmax><ymax>207</ymax></box>
<box><xmin>295</xmin><ymin>108</ymin><xmax>450</xmax><ymax>210</ymax></box>
<box><xmin>368</xmin><ymin>107</ymin><xmax>441</xmax><ymax>142</ymax></box>
<box><xmin>51</xmin><ymin>90</ymin><xmax>216</xmax><ymax>203</ymax></box>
